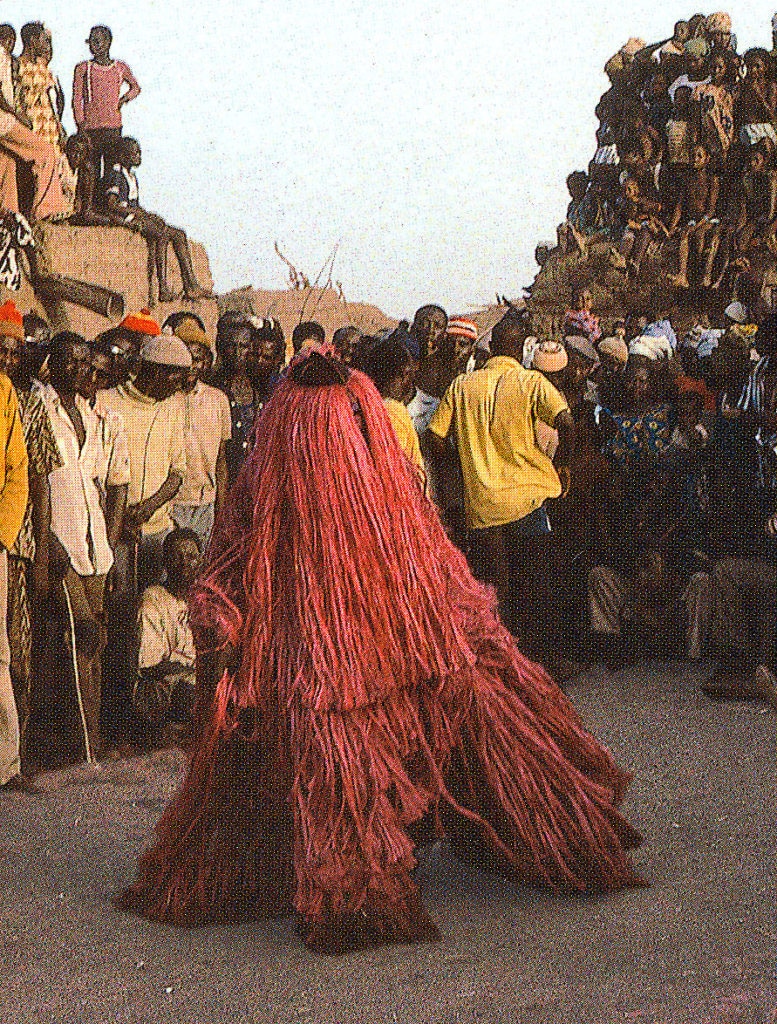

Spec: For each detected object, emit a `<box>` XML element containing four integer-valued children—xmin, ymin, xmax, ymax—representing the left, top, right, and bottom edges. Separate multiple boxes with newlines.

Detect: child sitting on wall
<box><xmin>102</xmin><ymin>136</ymin><xmax>212</xmax><ymax>303</ymax></box>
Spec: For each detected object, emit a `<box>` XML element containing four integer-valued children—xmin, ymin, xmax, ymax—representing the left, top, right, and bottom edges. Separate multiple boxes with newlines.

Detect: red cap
<box><xmin>0</xmin><ymin>299</ymin><xmax>24</xmax><ymax>340</ymax></box>
<box><xmin>120</xmin><ymin>308</ymin><xmax>160</xmax><ymax>336</ymax></box>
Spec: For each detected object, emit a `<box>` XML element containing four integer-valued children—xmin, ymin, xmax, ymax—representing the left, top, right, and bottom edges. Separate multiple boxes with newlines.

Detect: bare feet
<box><xmin>183</xmin><ymin>285</ymin><xmax>214</xmax><ymax>301</ymax></box>
<box><xmin>668</xmin><ymin>274</ymin><xmax>689</xmax><ymax>289</ymax></box>
<box><xmin>701</xmin><ymin>274</ymin><xmax>712</xmax><ymax>288</ymax></box>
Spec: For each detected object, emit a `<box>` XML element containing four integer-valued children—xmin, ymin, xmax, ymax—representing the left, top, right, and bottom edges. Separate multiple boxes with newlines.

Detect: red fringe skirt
<box><xmin>117</xmin><ymin>628</ymin><xmax>645</xmax><ymax>954</ymax></box>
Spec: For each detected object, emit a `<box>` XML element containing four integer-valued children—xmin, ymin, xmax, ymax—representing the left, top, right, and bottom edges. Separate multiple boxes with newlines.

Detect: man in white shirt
<box><xmin>170</xmin><ymin>321</ymin><xmax>231</xmax><ymax>550</ymax></box>
<box><xmin>41</xmin><ymin>332</ymin><xmax>129</xmax><ymax>758</ymax></box>
<box><xmin>99</xmin><ymin>334</ymin><xmax>190</xmax><ymax>594</ymax></box>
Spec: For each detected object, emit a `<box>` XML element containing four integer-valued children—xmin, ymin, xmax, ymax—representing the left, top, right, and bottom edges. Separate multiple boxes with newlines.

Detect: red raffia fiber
<box><xmin>117</xmin><ymin>369</ymin><xmax>646</xmax><ymax>954</ymax></box>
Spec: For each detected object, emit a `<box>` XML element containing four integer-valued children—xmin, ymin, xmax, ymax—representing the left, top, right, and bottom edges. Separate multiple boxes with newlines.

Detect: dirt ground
<box><xmin>0</xmin><ymin>658</ymin><xmax>774</xmax><ymax>1024</ymax></box>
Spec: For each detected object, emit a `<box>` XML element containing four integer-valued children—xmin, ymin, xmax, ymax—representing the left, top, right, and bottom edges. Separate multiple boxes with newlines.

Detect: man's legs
<box><xmin>168</xmin><ymin>226</ymin><xmax>210</xmax><ymax>298</ymax></box>
<box><xmin>0</xmin><ymin>122</ymin><xmax>67</xmax><ymax>220</ymax></box>
<box><xmin>713</xmin><ymin>556</ymin><xmax>777</xmax><ymax>662</ymax></box>
<box><xmin>503</xmin><ymin>506</ymin><xmax>552</xmax><ymax>653</ymax></box>
<box><xmin>0</xmin><ymin>148</ymin><xmax>18</xmax><ymax>211</ymax></box>
<box><xmin>468</xmin><ymin>525</ymin><xmax>511</xmax><ymax>628</ymax></box>
<box><xmin>0</xmin><ymin>549</ymin><xmax>21</xmax><ymax>785</ymax></box>
<box><xmin>85</xmin><ymin>127</ymin><xmax>121</xmax><ymax>187</ymax></box>
<box><xmin>60</xmin><ymin>568</ymin><xmax>107</xmax><ymax>758</ymax></box>
<box><xmin>587</xmin><ymin>564</ymin><xmax>627</xmax><ymax>634</ymax></box>
<box><xmin>682</xmin><ymin>570</ymin><xmax>717</xmax><ymax>661</ymax></box>
<box><xmin>7</xmin><ymin>556</ymin><xmax>31</xmax><ymax>759</ymax></box>
<box><xmin>704</xmin><ymin>556</ymin><xmax>777</xmax><ymax>706</ymax></box>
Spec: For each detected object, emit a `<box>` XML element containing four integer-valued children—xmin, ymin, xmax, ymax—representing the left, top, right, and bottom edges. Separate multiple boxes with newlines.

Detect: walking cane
<box><xmin>62</xmin><ymin>580</ymin><xmax>94</xmax><ymax>765</ymax></box>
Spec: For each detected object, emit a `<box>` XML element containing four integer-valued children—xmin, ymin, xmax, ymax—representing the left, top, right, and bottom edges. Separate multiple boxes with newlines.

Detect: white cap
<box><xmin>140</xmin><ymin>334</ymin><xmax>193</xmax><ymax>368</ymax></box>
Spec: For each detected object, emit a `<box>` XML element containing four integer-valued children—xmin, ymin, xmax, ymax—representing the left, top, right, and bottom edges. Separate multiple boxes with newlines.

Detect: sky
<box><xmin>4</xmin><ymin>2</ymin><xmax>777</xmax><ymax>318</ymax></box>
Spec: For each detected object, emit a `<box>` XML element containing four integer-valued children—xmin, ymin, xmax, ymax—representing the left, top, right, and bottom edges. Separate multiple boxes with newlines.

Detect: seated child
<box><xmin>667</xmin><ymin>142</ymin><xmax>721</xmax><ymax>289</ymax></box>
<box><xmin>102</xmin><ymin>137</ymin><xmax>212</xmax><ymax>302</ymax></box>
<box><xmin>562</xmin><ymin>286</ymin><xmax>602</xmax><ymax>343</ymax></box>
<box><xmin>736</xmin><ymin>141</ymin><xmax>777</xmax><ymax>254</ymax></box>
<box><xmin>133</xmin><ymin>528</ymin><xmax>200</xmax><ymax>740</ymax></box>
<box><xmin>616</xmin><ymin>174</ymin><xmax>665</xmax><ymax>277</ymax></box>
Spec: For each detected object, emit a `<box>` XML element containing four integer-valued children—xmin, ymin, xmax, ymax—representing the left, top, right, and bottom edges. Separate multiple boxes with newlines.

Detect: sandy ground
<box><xmin>0</xmin><ymin>658</ymin><xmax>774</xmax><ymax>1024</ymax></box>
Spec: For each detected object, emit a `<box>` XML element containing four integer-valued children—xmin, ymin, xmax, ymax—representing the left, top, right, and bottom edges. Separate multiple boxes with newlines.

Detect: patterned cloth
<box><xmin>737</xmin><ymin>354</ymin><xmax>777</xmax><ymax>491</ymax></box>
<box><xmin>6</xmin><ymin>555</ymin><xmax>31</xmax><ymax>750</ymax></box>
<box><xmin>695</xmin><ymin>81</ymin><xmax>735</xmax><ymax>158</ymax></box>
<box><xmin>11</xmin><ymin>387</ymin><xmax>62</xmax><ymax>562</ymax></box>
<box><xmin>563</xmin><ymin>309</ymin><xmax>602</xmax><ymax>344</ymax></box>
<box><xmin>601</xmin><ymin>404</ymin><xmax>676</xmax><ymax>471</ymax></box>
<box><xmin>16</xmin><ymin>57</ymin><xmax>64</xmax><ymax>153</ymax></box>
<box><xmin>0</xmin><ymin>212</ymin><xmax>34</xmax><ymax>292</ymax></box>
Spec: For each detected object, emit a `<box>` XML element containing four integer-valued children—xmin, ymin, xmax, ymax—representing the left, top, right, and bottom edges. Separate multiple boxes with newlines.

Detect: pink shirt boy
<box><xmin>72</xmin><ymin>59</ymin><xmax>140</xmax><ymax>131</ymax></box>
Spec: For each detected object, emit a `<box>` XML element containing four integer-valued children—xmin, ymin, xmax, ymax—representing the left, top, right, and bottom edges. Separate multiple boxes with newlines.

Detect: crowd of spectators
<box><xmin>0</xmin><ymin>286</ymin><xmax>773</xmax><ymax>792</ymax></box>
<box><xmin>561</xmin><ymin>12</ymin><xmax>777</xmax><ymax>303</ymax></box>
<box><xmin>0</xmin><ymin>12</ymin><xmax>774</xmax><ymax>793</ymax></box>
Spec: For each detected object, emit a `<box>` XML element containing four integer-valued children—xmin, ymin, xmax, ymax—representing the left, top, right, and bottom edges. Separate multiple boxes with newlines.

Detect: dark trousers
<box><xmin>86</xmin><ymin>127</ymin><xmax>122</xmax><ymax>187</ymax></box>
<box><xmin>468</xmin><ymin>506</ymin><xmax>551</xmax><ymax>638</ymax></box>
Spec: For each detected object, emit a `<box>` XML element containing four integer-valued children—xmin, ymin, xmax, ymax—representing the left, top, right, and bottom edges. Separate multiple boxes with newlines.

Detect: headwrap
<box><xmin>564</xmin><ymin>334</ymin><xmax>600</xmax><ymax>367</ymax></box>
<box><xmin>140</xmin><ymin>334</ymin><xmax>193</xmax><ymax>369</ymax></box>
<box><xmin>597</xmin><ymin>336</ymin><xmax>628</xmax><ymax>365</ymax></box>
<box><xmin>446</xmin><ymin>318</ymin><xmax>478</xmax><ymax>342</ymax></box>
<box><xmin>643</xmin><ymin>319</ymin><xmax>677</xmax><ymax>353</ymax></box>
<box><xmin>684</xmin><ymin>37</ymin><xmax>710</xmax><ymax>59</ymax></box>
<box><xmin>724</xmin><ymin>301</ymin><xmax>747</xmax><ymax>324</ymax></box>
<box><xmin>121</xmin><ymin>308</ymin><xmax>160</xmax><ymax>336</ymax></box>
<box><xmin>0</xmin><ymin>299</ymin><xmax>25</xmax><ymax>340</ymax></box>
<box><xmin>705</xmin><ymin>12</ymin><xmax>732</xmax><ymax>35</ymax></box>
<box><xmin>174</xmin><ymin>318</ymin><xmax>213</xmax><ymax>353</ymax></box>
<box><xmin>677</xmin><ymin>374</ymin><xmax>717</xmax><ymax>412</ymax></box>
<box><xmin>628</xmin><ymin>335</ymin><xmax>673</xmax><ymax>361</ymax></box>
<box><xmin>532</xmin><ymin>341</ymin><xmax>568</xmax><ymax>373</ymax></box>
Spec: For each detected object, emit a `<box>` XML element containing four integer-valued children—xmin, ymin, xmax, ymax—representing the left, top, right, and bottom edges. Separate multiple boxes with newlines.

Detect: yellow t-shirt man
<box><xmin>427</xmin><ymin>355</ymin><xmax>568</xmax><ymax>530</ymax></box>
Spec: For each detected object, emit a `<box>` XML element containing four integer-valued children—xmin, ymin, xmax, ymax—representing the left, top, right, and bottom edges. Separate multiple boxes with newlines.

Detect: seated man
<box><xmin>667</xmin><ymin>142</ymin><xmax>721</xmax><ymax>290</ymax></box>
<box><xmin>133</xmin><ymin>528</ymin><xmax>199</xmax><ymax>738</ymax></box>
<box><xmin>587</xmin><ymin>528</ymin><xmax>716</xmax><ymax>665</ymax></box>
<box><xmin>102</xmin><ymin>137</ymin><xmax>211</xmax><ymax>302</ymax></box>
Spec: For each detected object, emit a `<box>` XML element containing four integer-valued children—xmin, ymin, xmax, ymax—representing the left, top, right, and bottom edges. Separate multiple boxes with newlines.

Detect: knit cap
<box><xmin>140</xmin><ymin>334</ymin><xmax>193</xmax><ymax>368</ymax></box>
<box><xmin>0</xmin><ymin>300</ymin><xmax>24</xmax><ymax>340</ymax></box>
<box><xmin>446</xmin><ymin>318</ymin><xmax>478</xmax><ymax>341</ymax></box>
<box><xmin>121</xmin><ymin>308</ymin><xmax>161</xmax><ymax>336</ymax></box>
